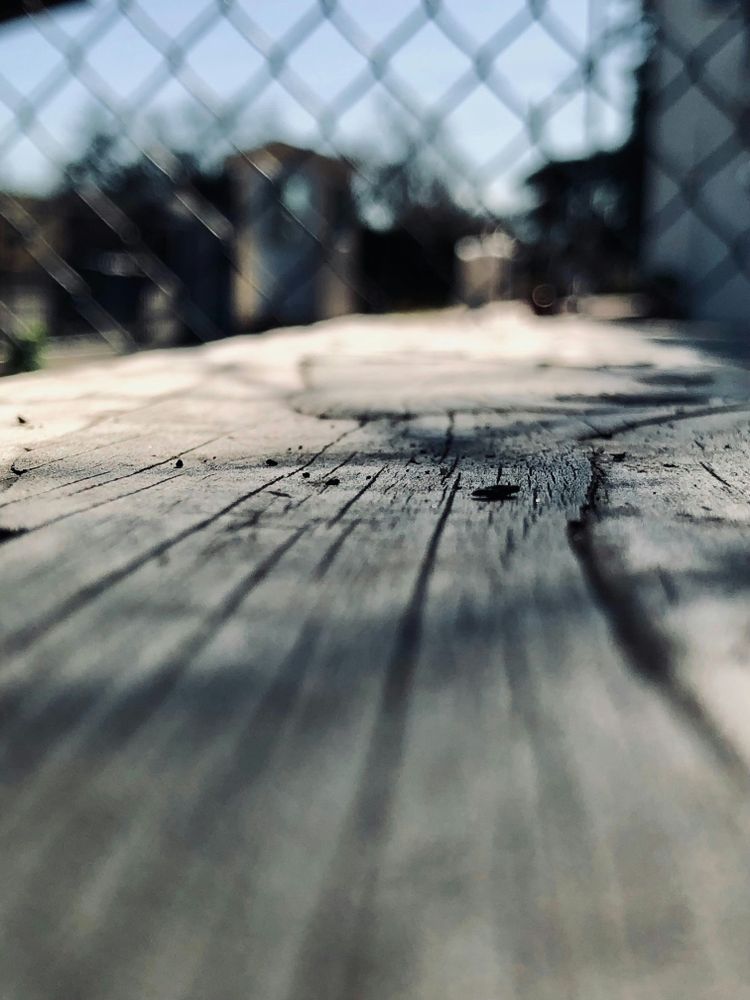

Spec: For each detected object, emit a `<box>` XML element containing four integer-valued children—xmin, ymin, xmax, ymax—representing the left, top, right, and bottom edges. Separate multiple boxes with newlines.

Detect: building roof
<box><xmin>225</xmin><ymin>142</ymin><xmax>353</xmax><ymax>183</ymax></box>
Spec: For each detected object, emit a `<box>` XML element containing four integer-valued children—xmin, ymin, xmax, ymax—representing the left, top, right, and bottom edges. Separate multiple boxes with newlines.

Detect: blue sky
<box><xmin>0</xmin><ymin>0</ymin><xmax>642</xmax><ymax>211</ymax></box>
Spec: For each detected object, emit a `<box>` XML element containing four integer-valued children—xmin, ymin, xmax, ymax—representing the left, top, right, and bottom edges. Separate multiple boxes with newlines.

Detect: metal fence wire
<box><xmin>0</xmin><ymin>0</ymin><xmax>748</xmax><ymax>364</ymax></box>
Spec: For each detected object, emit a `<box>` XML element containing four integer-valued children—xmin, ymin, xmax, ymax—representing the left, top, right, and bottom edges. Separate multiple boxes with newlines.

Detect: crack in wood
<box><xmin>90</xmin><ymin>523</ymin><xmax>313</xmax><ymax>749</ymax></box>
<box><xmin>578</xmin><ymin>402</ymin><xmax>750</xmax><ymax>441</ymax></box>
<box><xmin>177</xmin><ymin>620</ymin><xmax>324</xmax><ymax>839</ymax></box>
<box><xmin>33</xmin><ymin>468</ymin><xmax>117</xmax><ymax>497</ymax></box>
<box><xmin>67</xmin><ymin>434</ymin><xmax>227</xmax><ymax>496</ymax></box>
<box><xmin>26</xmin><ymin>470</ymin><xmax>184</xmax><ymax>533</ymax></box>
<box><xmin>698</xmin><ymin>460</ymin><xmax>734</xmax><ymax>491</ymax></box>
<box><xmin>0</xmin><ymin>522</ymin><xmax>314</xmax><ymax>782</ymax></box>
<box><xmin>317</xmin><ymin>451</ymin><xmax>357</xmax><ymax>482</ymax></box>
<box><xmin>0</xmin><ymin>435</ymin><xmax>354</xmax><ymax>656</ymax></box>
<box><xmin>567</xmin><ymin>450</ymin><xmax>749</xmax><ymax>784</ymax></box>
<box><xmin>288</xmin><ymin>472</ymin><xmax>461</xmax><ymax>999</ymax></box>
<box><xmin>2</xmin><ymin>431</ymin><xmax>145</xmax><ymax>483</ymax></box>
<box><xmin>437</xmin><ymin>410</ymin><xmax>455</xmax><ymax>464</ymax></box>
<box><xmin>314</xmin><ymin>519</ymin><xmax>361</xmax><ymax>579</ymax></box>
<box><xmin>326</xmin><ymin>465</ymin><xmax>387</xmax><ymax>528</ymax></box>
<box><xmin>439</xmin><ymin>454</ymin><xmax>459</xmax><ymax>482</ymax></box>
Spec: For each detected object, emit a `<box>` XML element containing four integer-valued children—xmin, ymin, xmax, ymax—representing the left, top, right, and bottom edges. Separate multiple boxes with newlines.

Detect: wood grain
<box><xmin>1</xmin><ymin>304</ymin><xmax>749</xmax><ymax>999</ymax></box>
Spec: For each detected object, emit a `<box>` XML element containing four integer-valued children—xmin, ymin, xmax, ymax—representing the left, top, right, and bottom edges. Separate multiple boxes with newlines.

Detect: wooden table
<box><xmin>1</xmin><ymin>304</ymin><xmax>750</xmax><ymax>999</ymax></box>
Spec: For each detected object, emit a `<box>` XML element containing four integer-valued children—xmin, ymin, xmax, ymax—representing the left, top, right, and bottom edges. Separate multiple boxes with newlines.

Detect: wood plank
<box><xmin>577</xmin><ymin>408</ymin><xmax>750</xmax><ymax>777</ymax></box>
<box><xmin>0</xmin><ymin>305</ymin><xmax>749</xmax><ymax>998</ymax></box>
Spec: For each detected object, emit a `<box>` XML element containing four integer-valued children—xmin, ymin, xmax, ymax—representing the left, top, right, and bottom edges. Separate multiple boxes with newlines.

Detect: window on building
<box><xmin>276</xmin><ymin>173</ymin><xmax>318</xmax><ymax>243</ymax></box>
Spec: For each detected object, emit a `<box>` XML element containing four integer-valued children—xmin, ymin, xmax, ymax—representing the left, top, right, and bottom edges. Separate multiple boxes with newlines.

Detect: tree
<box><xmin>521</xmin><ymin>10</ymin><xmax>655</xmax><ymax>298</ymax></box>
<box><xmin>353</xmin><ymin>126</ymin><xmax>489</xmax><ymax>311</ymax></box>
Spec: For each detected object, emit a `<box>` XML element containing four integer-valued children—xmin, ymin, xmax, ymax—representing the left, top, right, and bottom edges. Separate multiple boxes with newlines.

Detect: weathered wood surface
<box><xmin>1</xmin><ymin>304</ymin><xmax>750</xmax><ymax>1000</ymax></box>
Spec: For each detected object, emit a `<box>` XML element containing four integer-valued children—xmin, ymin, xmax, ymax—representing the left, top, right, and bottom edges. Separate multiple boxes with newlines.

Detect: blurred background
<box><xmin>0</xmin><ymin>0</ymin><xmax>748</xmax><ymax>374</ymax></box>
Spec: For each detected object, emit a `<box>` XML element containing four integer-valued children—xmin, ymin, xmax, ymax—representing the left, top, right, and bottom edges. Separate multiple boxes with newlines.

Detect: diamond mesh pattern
<box><xmin>0</xmin><ymin>0</ymin><xmax>746</xmax><ymax>355</ymax></box>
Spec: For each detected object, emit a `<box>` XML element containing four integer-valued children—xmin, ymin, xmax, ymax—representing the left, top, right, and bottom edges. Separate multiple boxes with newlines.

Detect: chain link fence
<box><xmin>0</xmin><ymin>0</ymin><xmax>747</xmax><ymax>370</ymax></box>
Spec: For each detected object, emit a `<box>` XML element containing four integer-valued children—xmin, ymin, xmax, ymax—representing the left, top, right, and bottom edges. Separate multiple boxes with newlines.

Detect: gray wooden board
<box><xmin>1</xmin><ymin>304</ymin><xmax>750</xmax><ymax>999</ymax></box>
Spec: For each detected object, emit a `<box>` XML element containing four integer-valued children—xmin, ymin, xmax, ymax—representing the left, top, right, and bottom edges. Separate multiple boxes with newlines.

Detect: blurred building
<box><xmin>140</xmin><ymin>182</ymin><xmax>234</xmax><ymax>346</ymax></box>
<box><xmin>10</xmin><ymin>143</ymin><xmax>361</xmax><ymax>345</ymax></box>
<box><xmin>226</xmin><ymin>143</ymin><xmax>359</xmax><ymax>330</ymax></box>
<box><xmin>644</xmin><ymin>0</ymin><xmax>750</xmax><ymax>323</ymax></box>
<box><xmin>522</xmin><ymin>143</ymin><xmax>644</xmax><ymax>303</ymax></box>
<box><xmin>455</xmin><ymin>231</ymin><xmax>516</xmax><ymax>306</ymax></box>
<box><xmin>0</xmin><ymin>194</ymin><xmax>59</xmax><ymax>337</ymax></box>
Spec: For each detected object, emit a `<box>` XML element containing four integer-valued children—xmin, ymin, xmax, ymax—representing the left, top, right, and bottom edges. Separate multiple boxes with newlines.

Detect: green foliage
<box><xmin>4</xmin><ymin>324</ymin><xmax>47</xmax><ymax>375</ymax></box>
